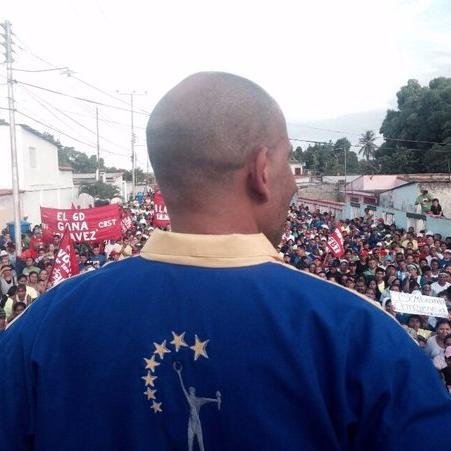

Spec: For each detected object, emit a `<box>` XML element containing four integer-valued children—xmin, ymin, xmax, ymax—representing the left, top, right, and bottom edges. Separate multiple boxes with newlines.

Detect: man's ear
<box><xmin>247</xmin><ymin>146</ymin><xmax>270</xmax><ymax>202</ymax></box>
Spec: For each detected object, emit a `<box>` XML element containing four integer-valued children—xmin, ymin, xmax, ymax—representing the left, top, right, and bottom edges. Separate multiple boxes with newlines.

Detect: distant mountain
<box><xmin>287</xmin><ymin>109</ymin><xmax>387</xmax><ymax>149</ymax></box>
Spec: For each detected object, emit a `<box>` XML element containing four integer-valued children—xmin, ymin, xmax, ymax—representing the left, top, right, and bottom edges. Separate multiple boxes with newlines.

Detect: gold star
<box><xmin>151</xmin><ymin>400</ymin><xmax>162</xmax><ymax>413</ymax></box>
<box><xmin>153</xmin><ymin>340</ymin><xmax>171</xmax><ymax>359</ymax></box>
<box><xmin>142</xmin><ymin>372</ymin><xmax>157</xmax><ymax>387</ymax></box>
<box><xmin>144</xmin><ymin>355</ymin><xmax>160</xmax><ymax>373</ymax></box>
<box><xmin>144</xmin><ymin>387</ymin><xmax>157</xmax><ymax>400</ymax></box>
<box><xmin>190</xmin><ymin>335</ymin><xmax>209</xmax><ymax>361</ymax></box>
<box><xmin>170</xmin><ymin>331</ymin><xmax>188</xmax><ymax>352</ymax></box>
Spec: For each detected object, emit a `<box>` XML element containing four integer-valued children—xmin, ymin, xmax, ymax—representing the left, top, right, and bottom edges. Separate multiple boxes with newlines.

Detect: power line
<box><xmin>12</xmin><ymin>66</ymin><xmax>68</xmax><ymax>73</ymax></box>
<box><xmin>19</xmin><ymin>85</ymin><xmax>132</xmax><ymax>152</ymax></box>
<box><xmin>15</xmin><ymin>109</ymin><xmax>130</xmax><ymax>158</ymax></box>
<box><xmin>289</xmin><ymin>137</ymin><xmax>451</xmax><ymax>154</ymax></box>
<box><xmin>14</xmin><ymin>80</ymin><xmax>150</xmax><ymax>116</ymax></box>
<box><xmin>45</xmin><ymin>107</ymin><xmax>146</xmax><ymax>129</ymax></box>
<box><xmin>13</xmin><ymin>33</ymin><xmax>151</xmax><ymax>115</ymax></box>
<box><xmin>288</xmin><ymin>123</ymin><xmax>447</xmax><ymax>147</ymax></box>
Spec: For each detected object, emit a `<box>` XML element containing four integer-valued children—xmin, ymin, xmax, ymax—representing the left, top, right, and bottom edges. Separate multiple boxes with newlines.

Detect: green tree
<box><xmin>292</xmin><ymin>146</ymin><xmax>303</xmax><ymax>162</ymax></box>
<box><xmin>378</xmin><ymin>77</ymin><xmax>451</xmax><ymax>173</ymax></box>
<box><xmin>358</xmin><ymin>130</ymin><xmax>377</xmax><ymax>161</ymax></box>
<box><xmin>79</xmin><ymin>181</ymin><xmax>119</xmax><ymax>199</ymax></box>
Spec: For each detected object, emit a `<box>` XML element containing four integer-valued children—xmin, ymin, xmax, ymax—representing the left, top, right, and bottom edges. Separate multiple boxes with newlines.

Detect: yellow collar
<box><xmin>141</xmin><ymin>229</ymin><xmax>282</xmax><ymax>268</ymax></box>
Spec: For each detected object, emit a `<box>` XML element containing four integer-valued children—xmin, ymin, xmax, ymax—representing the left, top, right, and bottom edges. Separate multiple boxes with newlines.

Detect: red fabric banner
<box><xmin>41</xmin><ymin>204</ymin><xmax>122</xmax><ymax>243</ymax></box>
<box><xmin>153</xmin><ymin>192</ymin><xmax>170</xmax><ymax>228</ymax></box>
<box><xmin>327</xmin><ymin>225</ymin><xmax>345</xmax><ymax>258</ymax></box>
<box><xmin>48</xmin><ymin>229</ymin><xmax>80</xmax><ymax>287</ymax></box>
<box><xmin>121</xmin><ymin>210</ymin><xmax>133</xmax><ymax>234</ymax></box>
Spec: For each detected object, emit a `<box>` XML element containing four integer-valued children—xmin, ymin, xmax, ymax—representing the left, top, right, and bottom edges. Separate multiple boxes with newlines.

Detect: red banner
<box><xmin>41</xmin><ymin>205</ymin><xmax>122</xmax><ymax>243</ymax></box>
<box><xmin>327</xmin><ymin>225</ymin><xmax>345</xmax><ymax>258</ymax></box>
<box><xmin>121</xmin><ymin>209</ymin><xmax>133</xmax><ymax>234</ymax></box>
<box><xmin>153</xmin><ymin>192</ymin><xmax>170</xmax><ymax>228</ymax></box>
<box><xmin>48</xmin><ymin>230</ymin><xmax>80</xmax><ymax>287</ymax></box>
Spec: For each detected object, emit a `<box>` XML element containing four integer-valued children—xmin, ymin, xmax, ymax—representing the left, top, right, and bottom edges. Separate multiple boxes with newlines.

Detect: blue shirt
<box><xmin>1</xmin><ymin>231</ymin><xmax>450</xmax><ymax>451</ymax></box>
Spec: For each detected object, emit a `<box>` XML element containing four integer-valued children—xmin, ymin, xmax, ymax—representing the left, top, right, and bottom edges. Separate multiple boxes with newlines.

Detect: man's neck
<box><xmin>169</xmin><ymin>209</ymin><xmax>260</xmax><ymax>236</ymax></box>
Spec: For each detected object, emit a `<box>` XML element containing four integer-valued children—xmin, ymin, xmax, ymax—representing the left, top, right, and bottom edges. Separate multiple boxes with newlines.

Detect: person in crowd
<box><xmin>0</xmin><ymin>306</ymin><xmax>5</xmax><ymax>332</ymax></box>
<box><xmin>424</xmin><ymin>319</ymin><xmax>451</xmax><ymax>359</ymax></box>
<box><xmin>415</xmin><ymin>189</ymin><xmax>433</xmax><ymax>214</ymax></box>
<box><xmin>405</xmin><ymin>314</ymin><xmax>432</xmax><ymax>341</ymax></box>
<box><xmin>0</xmin><ymin>265</ymin><xmax>16</xmax><ymax>297</ymax></box>
<box><xmin>1</xmin><ymin>72</ymin><xmax>451</xmax><ymax>450</ymax></box>
<box><xmin>2</xmin><ymin>286</ymin><xmax>17</xmax><ymax>319</ymax></box>
<box><xmin>90</xmin><ymin>245</ymin><xmax>107</xmax><ymax>268</ymax></box>
<box><xmin>430</xmin><ymin>272</ymin><xmax>450</xmax><ymax>296</ymax></box>
<box><xmin>432</xmin><ymin>334</ymin><xmax>451</xmax><ymax>371</ymax></box>
<box><xmin>429</xmin><ymin>198</ymin><xmax>444</xmax><ymax>218</ymax></box>
<box><xmin>440</xmin><ymin>345</ymin><xmax>451</xmax><ymax>393</ymax></box>
<box><xmin>7</xmin><ymin>301</ymin><xmax>26</xmax><ymax>323</ymax></box>
<box><xmin>21</xmin><ymin>256</ymin><xmax>40</xmax><ymax>277</ymax></box>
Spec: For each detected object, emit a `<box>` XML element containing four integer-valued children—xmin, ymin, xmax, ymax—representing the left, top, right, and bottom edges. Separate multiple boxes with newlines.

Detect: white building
<box><xmin>0</xmin><ymin>124</ymin><xmax>79</xmax><ymax>227</ymax></box>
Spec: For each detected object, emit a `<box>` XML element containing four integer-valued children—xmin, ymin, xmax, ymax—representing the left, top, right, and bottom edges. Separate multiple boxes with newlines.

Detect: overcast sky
<box><xmin>1</xmin><ymin>0</ymin><xmax>450</xmax><ymax>169</ymax></box>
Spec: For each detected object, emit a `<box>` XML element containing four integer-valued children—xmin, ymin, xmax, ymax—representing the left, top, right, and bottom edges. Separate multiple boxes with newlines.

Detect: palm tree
<box><xmin>358</xmin><ymin>130</ymin><xmax>377</xmax><ymax>161</ymax></box>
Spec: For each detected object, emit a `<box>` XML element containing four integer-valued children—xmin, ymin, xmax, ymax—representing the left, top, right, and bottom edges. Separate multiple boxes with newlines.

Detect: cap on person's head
<box><xmin>0</xmin><ymin>250</ymin><xmax>8</xmax><ymax>257</ymax></box>
<box><xmin>425</xmin><ymin>231</ymin><xmax>434</xmax><ymax>236</ymax></box>
<box><xmin>376</xmin><ymin>242</ymin><xmax>383</xmax><ymax>247</ymax></box>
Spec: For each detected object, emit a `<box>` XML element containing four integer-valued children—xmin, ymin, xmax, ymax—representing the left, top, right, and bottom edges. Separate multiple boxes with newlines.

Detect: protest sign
<box><xmin>41</xmin><ymin>205</ymin><xmax>122</xmax><ymax>243</ymax></box>
<box><xmin>390</xmin><ymin>291</ymin><xmax>449</xmax><ymax>318</ymax></box>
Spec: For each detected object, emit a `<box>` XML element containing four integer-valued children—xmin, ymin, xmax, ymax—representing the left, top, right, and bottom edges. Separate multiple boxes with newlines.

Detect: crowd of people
<box><xmin>1</xmin><ymin>195</ymin><xmax>451</xmax><ymax>392</ymax></box>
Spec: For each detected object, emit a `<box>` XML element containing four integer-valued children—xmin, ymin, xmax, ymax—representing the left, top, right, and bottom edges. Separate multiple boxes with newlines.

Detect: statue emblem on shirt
<box><xmin>141</xmin><ymin>332</ymin><xmax>221</xmax><ymax>451</ymax></box>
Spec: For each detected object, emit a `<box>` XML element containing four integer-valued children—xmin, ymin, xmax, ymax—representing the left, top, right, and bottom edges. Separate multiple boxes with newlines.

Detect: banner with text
<box><xmin>41</xmin><ymin>205</ymin><xmax>122</xmax><ymax>243</ymax></box>
<box><xmin>153</xmin><ymin>192</ymin><xmax>170</xmax><ymax>228</ymax></box>
<box><xmin>48</xmin><ymin>229</ymin><xmax>80</xmax><ymax>287</ymax></box>
<box><xmin>391</xmin><ymin>291</ymin><xmax>449</xmax><ymax>318</ymax></box>
<box><xmin>327</xmin><ymin>225</ymin><xmax>345</xmax><ymax>258</ymax></box>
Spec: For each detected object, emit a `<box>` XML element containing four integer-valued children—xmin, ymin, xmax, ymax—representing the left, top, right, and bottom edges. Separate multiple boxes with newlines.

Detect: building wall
<box><xmin>379</xmin><ymin>183</ymin><xmax>419</xmax><ymax>213</ymax></box>
<box><xmin>341</xmin><ymin>202</ymin><xmax>451</xmax><ymax>237</ymax></box>
<box><xmin>0</xmin><ymin>125</ymin><xmax>81</xmax><ymax>228</ymax></box>
<box><xmin>0</xmin><ymin>126</ymin><xmax>13</xmax><ymax>189</ymax></box>
<box><xmin>379</xmin><ymin>182</ymin><xmax>451</xmax><ymax>218</ymax></box>
<box><xmin>419</xmin><ymin>182</ymin><xmax>451</xmax><ymax>217</ymax></box>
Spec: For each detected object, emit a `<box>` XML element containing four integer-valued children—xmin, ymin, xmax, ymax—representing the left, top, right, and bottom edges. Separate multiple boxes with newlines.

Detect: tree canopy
<box><xmin>376</xmin><ymin>77</ymin><xmax>451</xmax><ymax>173</ymax></box>
<box><xmin>79</xmin><ymin>181</ymin><xmax>119</xmax><ymax>199</ymax></box>
<box><xmin>292</xmin><ymin>138</ymin><xmax>359</xmax><ymax>176</ymax></box>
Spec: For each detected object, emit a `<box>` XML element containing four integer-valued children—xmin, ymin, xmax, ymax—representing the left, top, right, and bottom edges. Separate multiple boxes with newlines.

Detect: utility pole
<box><xmin>95</xmin><ymin>107</ymin><xmax>100</xmax><ymax>181</ymax></box>
<box><xmin>117</xmin><ymin>90</ymin><xmax>146</xmax><ymax>199</ymax></box>
<box><xmin>1</xmin><ymin>21</ymin><xmax>22</xmax><ymax>254</ymax></box>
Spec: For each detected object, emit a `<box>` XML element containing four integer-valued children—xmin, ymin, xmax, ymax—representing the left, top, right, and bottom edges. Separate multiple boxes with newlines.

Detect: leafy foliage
<box><xmin>358</xmin><ymin>130</ymin><xmax>377</xmax><ymax>161</ymax></box>
<box><xmin>377</xmin><ymin>77</ymin><xmax>451</xmax><ymax>173</ymax></box>
<box><xmin>293</xmin><ymin>138</ymin><xmax>359</xmax><ymax>176</ymax></box>
<box><xmin>79</xmin><ymin>181</ymin><xmax>120</xmax><ymax>199</ymax></box>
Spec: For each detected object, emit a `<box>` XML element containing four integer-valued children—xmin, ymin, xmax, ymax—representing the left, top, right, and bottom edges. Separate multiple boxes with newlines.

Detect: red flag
<box><xmin>327</xmin><ymin>224</ymin><xmax>345</xmax><ymax>258</ymax></box>
<box><xmin>121</xmin><ymin>208</ymin><xmax>133</xmax><ymax>234</ymax></box>
<box><xmin>48</xmin><ymin>229</ymin><xmax>80</xmax><ymax>288</ymax></box>
<box><xmin>153</xmin><ymin>192</ymin><xmax>170</xmax><ymax>228</ymax></box>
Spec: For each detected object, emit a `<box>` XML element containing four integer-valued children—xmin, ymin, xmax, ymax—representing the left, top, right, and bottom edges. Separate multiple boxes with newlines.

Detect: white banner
<box><xmin>390</xmin><ymin>291</ymin><xmax>448</xmax><ymax>318</ymax></box>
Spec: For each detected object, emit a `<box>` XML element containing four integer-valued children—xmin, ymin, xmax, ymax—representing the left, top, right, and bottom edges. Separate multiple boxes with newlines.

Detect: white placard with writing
<box><xmin>390</xmin><ymin>291</ymin><xmax>449</xmax><ymax>318</ymax></box>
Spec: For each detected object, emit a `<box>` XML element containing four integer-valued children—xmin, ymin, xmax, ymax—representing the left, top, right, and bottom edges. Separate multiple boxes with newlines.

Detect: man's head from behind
<box><xmin>146</xmin><ymin>72</ymin><xmax>296</xmax><ymax>246</ymax></box>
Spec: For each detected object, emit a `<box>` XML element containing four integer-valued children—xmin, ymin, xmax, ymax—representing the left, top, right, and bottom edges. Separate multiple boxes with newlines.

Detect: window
<box><xmin>29</xmin><ymin>147</ymin><xmax>37</xmax><ymax>169</ymax></box>
<box><xmin>294</xmin><ymin>167</ymin><xmax>301</xmax><ymax>176</ymax></box>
